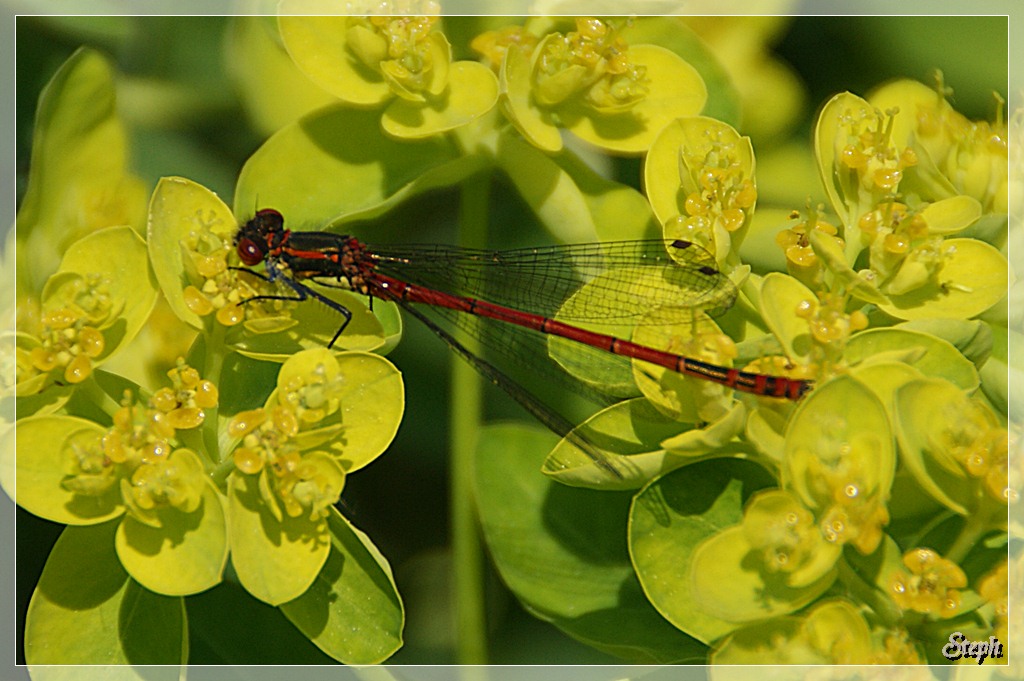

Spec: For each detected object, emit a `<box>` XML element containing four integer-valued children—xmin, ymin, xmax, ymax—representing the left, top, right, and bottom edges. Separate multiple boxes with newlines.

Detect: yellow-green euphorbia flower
<box><xmin>494</xmin><ymin>17</ymin><xmax>707</xmax><ymax>155</ymax></box>
<box><xmin>277</xmin><ymin>6</ymin><xmax>499</xmax><ymax>140</ymax></box>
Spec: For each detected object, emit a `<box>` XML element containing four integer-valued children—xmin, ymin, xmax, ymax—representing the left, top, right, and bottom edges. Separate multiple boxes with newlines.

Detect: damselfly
<box><xmin>233</xmin><ymin>209</ymin><xmax>812</xmax><ymax>471</ymax></box>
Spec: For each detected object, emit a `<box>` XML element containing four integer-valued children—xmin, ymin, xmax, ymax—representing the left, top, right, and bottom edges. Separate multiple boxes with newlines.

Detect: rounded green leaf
<box><xmin>564</xmin><ymin>45</ymin><xmax>707</xmax><ymax>155</ymax></box>
<box><xmin>878</xmin><ymin>238</ymin><xmax>1011</xmax><ymax>320</ymax></box>
<box><xmin>280</xmin><ymin>508</ymin><xmax>404</xmax><ymax>664</ymax></box>
<box><xmin>382</xmin><ymin>60</ymin><xmax>498</xmax><ymax>139</ymax></box>
<box><xmin>235</xmin><ymin>104</ymin><xmax>472</xmax><ymax>228</ymax></box>
<box><xmin>228</xmin><ymin>471</ymin><xmax>331</xmax><ymax>606</ymax></box>
<box><xmin>232</xmin><ymin>290</ymin><xmax>393</xmax><ymax>362</ymax></box>
<box><xmin>477</xmin><ymin>423</ymin><xmax>705</xmax><ymax>663</ymax></box>
<box><xmin>628</xmin><ymin>458</ymin><xmax>779</xmax><ymax>642</ymax></box>
<box><xmin>115</xmin><ymin>477</ymin><xmax>228</xmax><ymax>596</ymax></box>
<box><xmin>25</xmin><ymin>522</ymin><xmax>186</xmax><ymax>666</ymax></box>
<box><xmin>847</xmin><ymin>361</ymin><xmax>924</xmax><ymax>409</ymax></box>
<box><xmin>555</xmin><ymin>149</ymin><xmax>661</xmax><ymax>242</ymax></box>
<box><xmin>543</xmin><ymin>398</ymin><xmax>692</xmax><ymax>491</ymax></box>
<box><xmin>893</xmin><ymin>378</ymin><xmax>988</xmax><ymax>515</ymax></box>
<box><xmin>711</xmin><ymin>599</ymin><xmax>871</xmax><ymax>664</ymax></box>
<box><xmin>759</xmin><ymin>272</ymin><xmax>816</xmax><ymax>362</ymax></box>
<box><xmin>921</xmin><ymin>195</ymin><xmax>983</xmax><ymax>235</ymax></box>
<box><xmin>618</xmin><ymin>17</ymin><xmax>741</xmax><ymax>127</ymax></box>
<box><xmin>14</xmin><ymin>415</ymin><xmax>124</xmax><ymax>525</ymax></box>
<box><xmin>689</xmin><ymin>525</ymin><xmax>837</xmax><ymax>623</ymax></box>
<box><xmin>50</xmin><ymin>225</ymin><xmax>158</xmax><ymax>363</ymax></box>
<box><xmin>897</xmin><ymin>318</ymin><xmax>994</xmax><ymax>368</ymax></box>
<box><xmin>147</xmin><ymin>176</ymin><xmax>236</xmax><ymax>330</ymax></box>
<box><xmin>813</xmin><ymin>92</ymin><xmax>869</xmax><ymax>229</ymax></box>
<box><xmin>743</xmin><ymin>403</ymin><xmax>788</xmax><ymax>463</ymax></box>
<box><xmin>630</xmin><ymin>312</ymin><xmax>738</xmax><ymax>415</ymax></box>
<box><xmin>708</xmin><ymin>616</ymin><xmax>807</xmax><ymax>664</ymax></box>
<box><xmin>278</xmin><ymin>15</ymin><xmax>391</xmax><ymax>105</ymax></box>
<box><xmin>659</xmin><ymin>400</ymin><xmax>746</xmax><ymax>454</ymax></box>
<box><xmin>500</xmin><ymin>42</ymin><xmax>563</xmax><ymax>153</ymax></box>
<box><xmin>845</xmin><ymin>327</ymin><xmax>980</xmax><ymax>392</ymax></box>
<box><xmin>330</xmin><ymin>352</ymin><xmax>404</xmax><ymax>470</ymax></box>
<box><xmin>782</xmin><ymin>375</ymin><xmax>895</xmax><ymax>508</ymax></box>
<box><xmin>645</xmin><ymin>116</ymin><xmax>753</xmax><ymax>229</ymax></box>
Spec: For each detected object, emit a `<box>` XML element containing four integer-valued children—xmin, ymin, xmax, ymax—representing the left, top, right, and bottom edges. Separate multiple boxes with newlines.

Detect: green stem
<box><xmin>836</xmin><ymin>555</ymin><xmax>902</xmax><ymax>628</ymax></box>
<box><xmin>75</xmin><ymin>373</ymin><xmax>124</xmax><ymax>418</ymax></box>
<box><xmin>451</xmin><ymin>170</ymin><xmax>491</xmax><ymax>665</ymax></box>
<box><xmin>200</xmin><ymin>322</ymin><xmax>228</xmax><ymax>462</ymax></box>
<box><xmin>945</xmin><ymin>497</ymin><xmax>996</xmax><ymax>564</ymax></box>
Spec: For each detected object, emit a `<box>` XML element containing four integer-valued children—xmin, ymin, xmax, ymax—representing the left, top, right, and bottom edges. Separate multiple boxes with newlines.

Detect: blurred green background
<box><xmin>15</xmin><ymin>13</ymin><xmax>1010</xmax><ymax>664</ymax></box>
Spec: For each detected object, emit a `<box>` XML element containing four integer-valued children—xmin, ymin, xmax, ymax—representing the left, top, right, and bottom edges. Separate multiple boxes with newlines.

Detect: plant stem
<box><xmin>837</xmin><ymin>555</ymin><xmax>902</xmax><ymax>628</ymax></box>
<box><xmin>451</xmin><ymin>170</ymin><xmax>490</xmax><ymax>665</ymax></box>
<box><xmin>945</xmin><ymin>497</ymin><xmax>995</xmax><ymax>564</ymax></box>
<box><xmin>75</xmin><ymin>373</ymin><xmax>123</xmax><ymax>418</ymax></box>
<box><xmin>201</xmin><ymin>321</ymin><xmax>227</xmax><ymax>462</ymax></box>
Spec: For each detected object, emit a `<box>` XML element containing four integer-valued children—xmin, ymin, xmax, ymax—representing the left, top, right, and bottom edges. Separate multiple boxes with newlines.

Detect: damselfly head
<box><xmin>235</xmin><ymin>208</ymin><xmax>284</xmax><ymax>265</ymax></box>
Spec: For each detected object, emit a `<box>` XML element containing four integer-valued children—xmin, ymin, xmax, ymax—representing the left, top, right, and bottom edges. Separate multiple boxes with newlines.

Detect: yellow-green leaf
<box><xmin>115</xmin><ymin>478</ymin><xmax>228</xmax><ymax>596</ymax></box>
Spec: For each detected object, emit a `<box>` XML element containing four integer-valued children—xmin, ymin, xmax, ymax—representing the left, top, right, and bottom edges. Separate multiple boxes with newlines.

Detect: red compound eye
<box><xmin>237</xmin><ymin>237</ymin><xmax>265</xmax><ymax>266</ymax></box>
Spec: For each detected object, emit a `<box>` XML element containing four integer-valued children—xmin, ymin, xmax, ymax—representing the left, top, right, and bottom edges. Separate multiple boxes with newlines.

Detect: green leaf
<box><xmin>115</xmin><ymin>478</ymin><xmax>228</xmax><ymax>596</ymax></box>
<box><xmin>14</xmin><ymin>415</ymin><xmax>124</xmax><ymax>525</ymax></box>
<box><xmin>382</xmin><ymin>60</ymin><xmax>498</xmax><ymax>139</ymax></box>
<box><xmin>897</xmin><ymin>318</ymin><xmax>993</xmax><ymax>367</ymax></box>
<box><xmin>629</xmin><ymin>458</ymin><xmax>779</xmax><ymax>642</ymax></box>
<box><xmin>235</xmin><ymin>104</ymin><xmax>479</xmax><ymax>229</ymax></box>
<box><xmin>227</xmin><ymin>471</ymin><xmax>331</xmax><ymax>606</ymax></box>
<box><xmin>232</xmin><ymin>289</ymin><xmax>395</xmax><ymax>362</ymax></box>
<box><xmin>552</xmin><ymin>149</ymin><xmax>661</xmax><ymax>242</ymax></box>
<box><xmin>500</xmin><ymin>41</ymin><xmax>563</xmax><ymax>153</ymax></box>
<box><xmin>147</xmin><ymin>176</ymin><xmax>236</xmax><ymax>330</ymax></box>
<box><xmin>280</xmin><ymin>508</ymin><xmax>404</xmax><ymax>664</ymax></box>
<box><xmin>813</xmin><ymin>92</ymin><xmax>868</xmax><ymax>231</ymax></box>
<box><xmin>759</xmin><ymin>272</ymin><xmax>816</xmax><ymax>362</ymax></box>
<box><xmin>689</xmin><ymin>525</ymin><xmax>837</xmax><ymax>623</ymax></box>
<box><xmin>920</xmin><ymin>195</ymin><xmax>983</xmax><ymax>235</ymax></box>
<box><xmin>877</xmin><ymin>238</ymin><xmax>1011</xmax><ymax>321</ymax></box>
<box><xmin>710</xmin><ymin>599</ymin><xmax>871</xmax><ymax>664</ymax></box>
<box><xmin>845</xmin><ymin>327</ymin><xmax>980</xmax><ymax>393</ymax></box>
<box><xmin>782</xmin><ymin>375</ymin><xmax>895</xmax><ymax>513</ymax></box>
<box><xmin>25</xmin><ymin>522</ymin><xmax>186</xmax><ymax>667</ymax></box>
<box><xmin>476</xmin><ymin>423</ymin><xmax>704</xmax><ymax>663</ymax></box>
<box><xmin>619</xmin><ymin>17</ymin><xmax>741</xmax><ymax>127</ymax></box>
<box><xmin>893</xmin><ymin>378</ymin><xmax>986</xmax><ymax>515</ymax></box>
<box><xmin>562</xmin><ymin>45</ymin><xmax>707</xmax><ymax>155</ymax></box>
<box><xmin>325</xmin><ymin>352</ymin><xmax>404</xmax><ymax>472</ymax></box>
<box><xmin>50</xmin><ymin>225</ymin><xmax>158</xmax><ymax>363</ymax></box>
<box><xmin>278</xmin><ymin>15</ymin><xmax>392</xmax><ymax>106</ymax></box>
<box><xmin>543</xmin><ymin>398</ymin><xmax>692</xmax><ymax>491</ymax></box>
<box><xmin>645</xmin><ymin>116</ymin><xmax>754</xmax><ymax>232</ymax></box>
<box><xmin>16</xmin><ymin>47</ymin><xmax>146</xmax><ymax>296</ymax></box>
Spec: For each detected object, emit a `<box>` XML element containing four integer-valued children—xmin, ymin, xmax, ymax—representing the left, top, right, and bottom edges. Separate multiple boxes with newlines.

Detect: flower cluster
<box><xmin>62</xmin><ymin>361</ymin><xmax>217</xmax><ymax>528</ymax></box>
<box><xmin>889</xmin><ymin>548</ymin><xmax>967</xmax><ymax>617</ymax></box>
<box><xmin>229</xmin><ymin>353</ymin><xmax>349</xmax><ymax>522</ymax></box>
